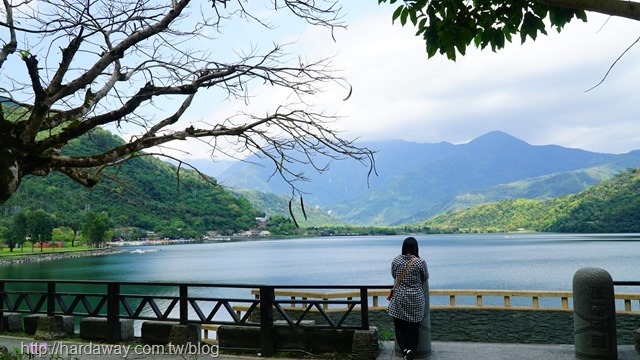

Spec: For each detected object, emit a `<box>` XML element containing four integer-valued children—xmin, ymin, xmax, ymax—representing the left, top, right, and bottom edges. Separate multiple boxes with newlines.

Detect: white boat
<box><xmin>130</xmin><ymin>249</ymin><xmax>159</xmax><ymax>254</ymax></box>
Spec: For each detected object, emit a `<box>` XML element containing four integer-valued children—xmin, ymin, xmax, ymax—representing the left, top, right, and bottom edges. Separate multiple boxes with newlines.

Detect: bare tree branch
<box><xmin>0</xmin><ymin>0</ymin><xmax>376</xmax><ymax>208</ymax></box>
<box><xmin>585</xmin><ymin>34</ymin><xmax>640</xmax><ymax>92</ymax></box>
<box><xmin>0</xmin><ymin>0</ymin><xmax>18</xmax><ymax>68</ymax></box>
<box><xmin>537</xmin><ymin>0</ymin><xmax>640</xmax><ymax>21</ymax></box>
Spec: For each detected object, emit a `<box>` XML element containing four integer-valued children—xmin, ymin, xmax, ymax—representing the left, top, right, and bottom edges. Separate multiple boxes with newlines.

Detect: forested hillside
<box><xmin>232</xmin><ymin>190</ymin><xmax>343</xmax><ymax>227</ymax></box>
<box><xmin>421</xmin><ymin>168</ymin><xmax>640</xmax><ymax>233</ymax></box>
<box><xmin>218</xmin><ymin>131</ymin><xmax>640</xmax><ymax>225</ymax></box>
<box><xmin>5</xmin><ymin>127</ymin><xmax>639</xmax><ymax>237</ymax></box>
<box><xmin>0</xmin><ymin>129</ymin><xmax>261</xmax><ymax>237</ymax></box>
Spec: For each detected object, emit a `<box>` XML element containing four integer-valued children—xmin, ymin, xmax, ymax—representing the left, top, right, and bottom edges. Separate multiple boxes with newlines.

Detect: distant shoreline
<box><xmin>0</xmin><ymin>248</ymin><xmax>125</xmax><ymax>266</ymax></box>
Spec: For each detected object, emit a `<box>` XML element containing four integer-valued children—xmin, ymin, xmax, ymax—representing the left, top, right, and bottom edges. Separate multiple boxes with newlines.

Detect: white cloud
<box><xmin>168</xmin><ymin>4</ymin><xmax>640</xmax><ymax>159</ymax></box>
<box><xmin>298</xmin><ymin>7</ymin><xmax>640</xmax><ymax>154</ymax></box>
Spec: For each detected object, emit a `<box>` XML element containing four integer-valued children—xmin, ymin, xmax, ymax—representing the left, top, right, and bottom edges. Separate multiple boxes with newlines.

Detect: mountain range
<box><xmin>213</xmin><ymin>131</ymin><xmax>640</xmax><ymax>225</ymax></box>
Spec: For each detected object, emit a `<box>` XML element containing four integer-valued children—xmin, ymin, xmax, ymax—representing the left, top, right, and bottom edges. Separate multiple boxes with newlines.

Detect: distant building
<box><xmin>255</xmin><ymin>217</ymin><xmax>268</xmax><ymax>229</ymax></box>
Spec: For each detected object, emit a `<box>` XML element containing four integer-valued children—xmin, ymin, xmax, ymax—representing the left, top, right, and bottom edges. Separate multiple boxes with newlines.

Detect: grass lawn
<box><xmin>0</xmin><ymin>244</ymin><xmax>92</xmax><ymax>257</ymax></box>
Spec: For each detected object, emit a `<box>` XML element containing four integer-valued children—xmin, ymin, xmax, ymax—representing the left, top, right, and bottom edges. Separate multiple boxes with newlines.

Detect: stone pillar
<box><xmin>573</xmin><ymin>267</ymin><xmax>617</xmax><ymax>360</ymax></box>
<box><xmin>416</xmin><ymin>281</ymin><xmax>432</xmax><ymax>359</ymax></box>
<box><xmin>395</xmin><ymin>281</ymin><xmax>432</xmax><ymax>359</ymax></box>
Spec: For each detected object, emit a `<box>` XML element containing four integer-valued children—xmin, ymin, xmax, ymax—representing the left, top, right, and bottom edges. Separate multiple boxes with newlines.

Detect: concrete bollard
<box><xmin>573</xmin><ymin>267</ymin><xmax>617</xmax><ymax>360</ymax></box>
<box><xmin>141</xmin><ymin>321</ymin><xmax>179</xmax><ymax>345</ymax></box>
<box><xmin>79</xmin><ymin>317</ymin><xmax>134</xmax><ymax>342</ymax></box>
<box><xmin>351</xmin><ymin>327</ymin><xmax>379</xmax><ymax>360</ymax></box>
<box><xmin>168</xmin><ymin>324</ymin><xmax>201</xmax><ymax>345</ymax></box>
<box><xmin>25</xmin><ymin>314</ymin><xmax>74</xmax><ymax>335</ymax></box>
<box><xmin>2</xmin><ymin>312</ymin><xmax>22</xmax><ymax>333</ymax></box>
<box><xmin>34</xmin><ymin>316</ymin><xmax>67</xmax><ymax>341</ymax></box>
<box><xmin>395</xmin><ymin>281</ymin><xmax>432</xmax><ymax>359</ymax></box>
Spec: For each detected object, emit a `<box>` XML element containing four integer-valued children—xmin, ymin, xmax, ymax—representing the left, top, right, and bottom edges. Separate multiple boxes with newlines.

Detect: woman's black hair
<box><xmin>401</xmin><ymin>236</ymin><xmax>419</xmax><ymax>257</ymax></box>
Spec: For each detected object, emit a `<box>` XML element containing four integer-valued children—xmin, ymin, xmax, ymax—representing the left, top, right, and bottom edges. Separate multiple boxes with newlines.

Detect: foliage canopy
<box><xmin>377</xmin><ymin>0</ymin><xmax>594</xmax><ymax>60</ymax></box>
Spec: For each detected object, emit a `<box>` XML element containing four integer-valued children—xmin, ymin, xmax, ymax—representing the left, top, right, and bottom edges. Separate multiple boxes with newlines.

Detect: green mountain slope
<box><xmin>421</xmin><ymin>168</ymin><xmax>640</xmax><ymax>233</ymax></box>
<box><xmin>0</xmin><ymin>129</ymin><xmax>261</xmax><ymax>236</ymax></box>
<box><xmin>409</xmin><ymin>165</ymin><xmax>618</xmax><ymax>223</ymax></box>
<box><xmin>220</xmin><ymin>131</ymin><xmax>640</xmax><ymax>225</ymax></box>
<box><xmin>232</xmin><ymin>190</ymin><xmax>344</xmax><ymax>227</ymax></box>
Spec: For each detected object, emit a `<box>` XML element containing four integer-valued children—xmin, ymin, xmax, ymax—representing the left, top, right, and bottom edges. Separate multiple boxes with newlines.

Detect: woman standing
<box><xmin>387</xmin><ymin>237</ymin><xmax>429</xmax><ymax>360</ymax></box>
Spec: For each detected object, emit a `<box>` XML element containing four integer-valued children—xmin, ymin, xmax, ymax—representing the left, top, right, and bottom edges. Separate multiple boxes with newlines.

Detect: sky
<box><xmin>165</xmin><ymin>1</ymin><xmax>640</xmax><ymax>159</ymax></box>
<box><xmin>8</xmin><ymin>1</ymin><xmax>640</xmax><ymax>157</ymax></box>
<box><xmin>326</xmin><ymin>3</ymin><xmax>640</xmax><ymax>155</ymax></box>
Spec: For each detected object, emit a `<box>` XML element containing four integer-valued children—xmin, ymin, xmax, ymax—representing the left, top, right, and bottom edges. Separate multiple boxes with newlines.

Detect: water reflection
<box><xmin>0</xmin><ymin>233</ymin><xmax>638</xmax><ymax>292</ymax></box>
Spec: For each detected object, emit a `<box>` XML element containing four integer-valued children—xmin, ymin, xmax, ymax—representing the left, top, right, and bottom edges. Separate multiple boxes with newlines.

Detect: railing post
<box><xmin>106</xmin><ymin>283</ymin><xmax>120</xmax><ymax>344</ymax></box>
<box><xmin>0</xmin><ymin>281</ymin><xmax>4</xmax><ymax>332</ymax></box>
<box><xmin>360</xmin><ymin>288</ymin><xmax>369</xmax><ymax>330</ymax></box>
<box><xmin>179</xmin><ymin>285</ymin><xmax>188</xmax><ymax>325</ymax></box>
<box><xmin>47</xmin><ymin>282</ymin><xmax>55</xmax><ymax>316</ymax></box>
<box><xmin>259</xmin><ymin>286</ymin><xmax>274</xmax><ymax>357</ymax></box>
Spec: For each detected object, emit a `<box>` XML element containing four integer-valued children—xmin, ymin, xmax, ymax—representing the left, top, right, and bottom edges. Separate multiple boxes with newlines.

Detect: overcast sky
<box><xmin>328</xmin><ymin>4</ymin><xmax>640</xmax><ymax>154</ymax></box>
<box><xmin>165</xmin><ymin>2</ymin><xmax>640</xmax><ymax>157</ymax></box>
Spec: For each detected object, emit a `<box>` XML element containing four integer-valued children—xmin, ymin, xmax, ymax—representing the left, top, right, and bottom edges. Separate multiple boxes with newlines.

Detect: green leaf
<box><xmin>445</xmin><ymin>45</ymin><xmax>457</xmax><ymax>61</ymax></box>
<box><xmin>521</xmin><ymin>12</ymin><xmax>546</xmax><ymax>43</ymax></box>
<box><xmin>455</xmin><ymin>41</ymin><xmax>467</xmax><ymax>56</ymax></box>
<box><xmin>576</xmin><ymin>10</ymin><xmax>588</xmax><ymax>22</ymax></box>
<box><xmin>494</xmin><ymin>30</ymin><xmax>505</xmax><ymax>50</ymax></box>
<box><xmin>504</xmin><ymin>31</ymin><xmax>512</xmax><ymax>43</ymax></box>
<box><xmin>410</xmin><ymin>10</ymin><xmax>418</xmax><ymax>25</ymax></box>
<box><xmin>473</xmin><ymin>34</ymin><xmax>482</xmax><ymax>48</ymax></box>
<box><xmin>400</xmin><ymin>7</ymin><xmax>410</xmax><ymax>26</ymax></box>
<box><xmin>392</xmin><ymin>5</ymin><xmax>403</xmax><ymax>23</ymax></box>
<box><xmin>531</xmin><ymin>5</ymin><xmax>548</xmax><ymax>18</ymax></box>
<box><xmin>418</xmin><ymin>17</ymin><xmax>427</xmax><ymax>29</ymax></box>
<box><xmin>426</xmin><ymin>42</ymin><xmax>438</xmax><ymax>58</ymax></box>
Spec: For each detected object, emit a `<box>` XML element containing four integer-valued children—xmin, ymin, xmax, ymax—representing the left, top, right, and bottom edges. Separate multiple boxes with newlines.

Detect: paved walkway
<box><xmin>0</xmin><ymin>336</ymin><xmax>638</xmax><ymax>359</ymax></box>
<box><xmin>378</xmin><ymin>341</ymin><xmax>640</xmax><ymax>360</ymax></box>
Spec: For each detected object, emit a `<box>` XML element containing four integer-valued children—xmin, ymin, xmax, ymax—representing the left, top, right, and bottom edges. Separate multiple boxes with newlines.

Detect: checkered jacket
<box><xmin>387</xmin><ymin>254</ymin><xmax>429</xmax><ymax>322</ymax></box>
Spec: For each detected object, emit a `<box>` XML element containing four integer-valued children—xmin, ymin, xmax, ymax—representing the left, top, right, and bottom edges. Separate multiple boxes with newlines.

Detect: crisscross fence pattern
<box><xmin>0</xmin><ymin>279</ymin><xmax>384</xmax><ymax>354</ymax></box>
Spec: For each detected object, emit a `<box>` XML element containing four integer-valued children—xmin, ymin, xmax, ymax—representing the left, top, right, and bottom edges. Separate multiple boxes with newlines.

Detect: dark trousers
<box><xmin>393</xmin><ymin>317</ymin><xmax>420</xmax><ymax>353</ymax></box>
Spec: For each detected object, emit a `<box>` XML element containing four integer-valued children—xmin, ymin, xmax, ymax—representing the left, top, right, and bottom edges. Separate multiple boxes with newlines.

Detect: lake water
<box><xmin>2</xmin><ymin>233</ymin><xmax>639</xmax><ymax>293</ymax></box>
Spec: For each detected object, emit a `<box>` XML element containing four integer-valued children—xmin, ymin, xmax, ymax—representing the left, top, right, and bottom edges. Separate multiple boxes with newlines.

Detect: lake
<box><xmin>1</xmin><ymin>233</ymin><xmax>639</xmax><ymax>293</ymax></box>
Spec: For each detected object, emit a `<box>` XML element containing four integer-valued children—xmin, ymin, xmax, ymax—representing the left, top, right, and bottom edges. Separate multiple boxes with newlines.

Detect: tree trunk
<box><xmin>0</xmin><ymin>145</ymin><xmax>22</xmax><ymax>206</ymax></box>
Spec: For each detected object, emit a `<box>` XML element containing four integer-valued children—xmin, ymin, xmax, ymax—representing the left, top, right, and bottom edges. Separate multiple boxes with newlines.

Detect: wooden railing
<box><xmin>2</xmin><ymin>279</ymin><xmax>639</xmax><ymax>354</ymax></box>
<box><xmin>244</xmin><ymin>288</ymin><xmax>640</xmax><ymax>314</ymax></box>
